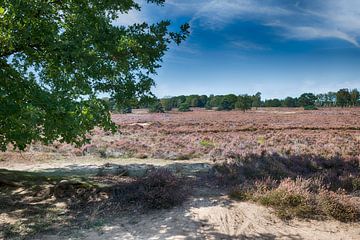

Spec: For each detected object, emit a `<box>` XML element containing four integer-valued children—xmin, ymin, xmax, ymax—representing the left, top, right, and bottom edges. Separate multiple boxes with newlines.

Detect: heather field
<box><xmin>2</xmin><ymin>107</ymin><xmax>359</xmax><ymax>162</ymax></box>
<box><xmin>1</xmin><ymin>107</ymin><xmax>360</xmax><ymax>239</ymax></box>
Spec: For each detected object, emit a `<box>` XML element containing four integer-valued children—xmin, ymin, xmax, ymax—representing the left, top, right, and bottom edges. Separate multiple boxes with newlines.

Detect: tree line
<box><xmin>104</xmin><ymin>88</ymin><xmax>360</xmax><ymax>113</ymax></box>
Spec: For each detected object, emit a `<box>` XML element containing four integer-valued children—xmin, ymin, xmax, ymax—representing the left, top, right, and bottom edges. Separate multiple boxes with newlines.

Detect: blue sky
<box><xmin>115</xmin><ymin>0</ymin><xmax>360</xmax><ymax>99</ymax></box>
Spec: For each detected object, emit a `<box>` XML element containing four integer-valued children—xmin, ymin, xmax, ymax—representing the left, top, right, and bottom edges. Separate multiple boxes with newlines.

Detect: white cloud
<box><xmin>284</xmin><ymin>26</ymin><xmax>359</xmax><ymax>47</ymax></box>
<box><xmin>189</xmin><ymin>0</ymin><xmax>291</xmax><ymax>30</ymax></box>
<box><xmin>165</xmin><ymin>0</ymin><xmax>360</xmax><ymax>47</ymax></box>
<box><xmin>112</xmin><ymin>9</ymin><xmax>146</xmax><ymax>26</ymax></box>
<box><xmin>231</xmin><ymin>41</ymin><xmax>270</xmax><ymax>51</ymax></box>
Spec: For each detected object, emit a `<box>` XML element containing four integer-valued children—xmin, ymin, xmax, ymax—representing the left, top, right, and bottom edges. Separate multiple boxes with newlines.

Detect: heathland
<box><xmin>1</xmin><ymin>108</ymin><xmax>359</xmax><ymax>239</ymax></box>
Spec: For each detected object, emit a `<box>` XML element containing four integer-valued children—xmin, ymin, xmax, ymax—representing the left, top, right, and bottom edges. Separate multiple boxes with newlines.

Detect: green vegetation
<box><xmin>123</xmin><ymin>88</ymin><xmax>358</xmax><ymax>111</ymax></box>
<box><xmin>220</xmin><ymin>154</ymin><xmax>360</xmax><ymax>222</ymax></box>
<box><xmin>298</xmin><ymin>93</ymin><xmax>317</xmax><ymax>107</ymax></box>
<box><xmin>0</xmin><ymin>0</ymin><xmax>189</xmax><ymax>151</ymax></box>
<box><xmin>101</xmin><ymin>88</ymin><xmax>359</xmax><ymax>113</ymax></box>
<box><xmin>161</xmin><ymin>98</ymin><xmax>173</xmax><ymax>111</ymax></box>
<box><xmin>148</xmin><ymin>101</ymin><xmax>165</xmax><ymax>113</ymax></box>
<box><xmin>336</xmin><ymin>88</ymin><xmax>360</xmax><ymax>107</ymax></box>
<box><xmin>303</xmin><ymin>105</ymin><xmax>318</xmax><ymax>110</ymax></box>
<box><xmin>236</xmin><ymin>95</ymin><xmax>253</xmax><ymax>112</ymax></box>
<box><xmin>199</xmin><ymin>139</ymin><xmax>215</xmax><ymax>148</ymax></box>
<box><xmin>178</xmin><ymin>102</ymin><xmax>191</xmax><ymax>112</ymax></box>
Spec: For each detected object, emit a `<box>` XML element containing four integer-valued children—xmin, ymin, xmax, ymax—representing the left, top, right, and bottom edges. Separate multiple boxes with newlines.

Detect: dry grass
<box><xmin>1</xmin><ymin>108</ymin><xmax>360</xmax><ymax>162</ymax></box>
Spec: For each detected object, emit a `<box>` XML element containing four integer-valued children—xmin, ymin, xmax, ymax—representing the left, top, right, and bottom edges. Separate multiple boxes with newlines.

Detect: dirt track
<box><xmin>2</xmin><ymin>158</ymin><xmax>359</xmax><ymax>240</ymax></box>
<box><xmin>40</xmin><ymin>187</ymin><xmax>360</xmax><ymax>240</ymax></box>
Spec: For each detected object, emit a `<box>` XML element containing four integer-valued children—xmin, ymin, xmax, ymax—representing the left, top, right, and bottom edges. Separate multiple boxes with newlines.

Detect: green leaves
<box><xmin>0</xmin><ymin>0</ymin><xmax>189</xmax><ymax>151</ymax></box>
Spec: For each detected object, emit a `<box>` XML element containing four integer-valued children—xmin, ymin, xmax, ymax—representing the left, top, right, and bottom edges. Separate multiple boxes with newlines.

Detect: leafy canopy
<box><xmin>0</xmin><ymin>0</ymin><xmax>189</xmax><ymax>150</ymax></box>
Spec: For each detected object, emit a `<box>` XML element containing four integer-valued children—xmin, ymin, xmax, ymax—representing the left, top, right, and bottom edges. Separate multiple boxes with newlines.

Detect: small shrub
<box><xmin>199</xmin><ymin>139</ymin><xmax>215</xmax><ymax>148</ymax></box>
<box><xmin>141</xmin><ymin>168</ymin><xmax>187</xmax><ymax>209</ymax></box>
<box><xmin>204</xmin><ymin>103</ymin><xmax>212</xmax><ymax>110</ymax></box>
<box><xmin>120</xmin><ymin>106</ymin><xmax>132</xmax><ymax>114</ymax></box>
<box><xmin>255</xmin><ymin>179</ymin><xmax>317</xmax><ymax>220</ymax></box>
<box><xmin>258</xmin><ymin>189</ymin><xmax>315</xmax><ymax>220</ymax></box>
<box><xmin>304</xmin><ymin>105</ymin><xmax>318</xmax><ymax>110</ymax></box>
<box><xmin>353</xmin><ymin>177</ymin><xmax>360</xmax><ymax>191</ymax></box>
<box><xmin>229</xmin><ymin>187</ymin><xmax>250</xmax><ymax>201</ymax></box>
<box><xmin>318</xmin><ymin>190</ymin><xmax>360</xmax><ymax>222</ymax></box>
<box><xmin>148</xmin><ymin>102</ymin><xmax>164</xmax><ymax>113</ymax></box>
<box><xmin>178</xmin><ymin>103</ymin><xmax>191</xmax><ymax>112</ymax></box>
<box><xmin>257</xmin><ymin>136</ymin><xmax>265</xmax><ymax>145</ymax></box>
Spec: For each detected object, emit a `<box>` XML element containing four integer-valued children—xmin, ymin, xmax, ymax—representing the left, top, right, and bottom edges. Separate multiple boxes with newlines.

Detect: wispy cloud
<box><xmin>165</xmin><ymin>0</ymin><xmax>360</xmax><ymax>47</ymax></box>
<box><xmin>189</xmin><ymin>0</ymin><xmax>291</xmax><ymax>30</ymax></box>
<box><xmin>231</xmin><ymin>41</ymin><xmax>271</xmax><ymax>51</ymax></box>
<box><xmin>276</xmin><ymin>25</ymin><xmax>359</xmax><ymax>47</ymax></box>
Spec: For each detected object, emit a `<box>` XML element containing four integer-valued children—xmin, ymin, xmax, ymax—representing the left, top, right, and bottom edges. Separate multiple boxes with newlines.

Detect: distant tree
<box><xmin>236</xmin><ymin>95</ymin><xmax>253</xmax><ymax>111</ymax></box>
<box><xmin>199</xmin><ymin>95</ymin><xmax>208</xmax><ymax>108</ymax></box>
<box><xmin>209</xmin><ymin>95</ymin><xmax>222</xmax><ymax>108</ymax></box>
<box><xmin>325</xmin><ymin>92</ymin><xmax>337</xmax><ymax>107</ymax></box>
<box><xmin>315</xmin><ymin>94</ymin><xmax>326</xmax><ymax>107</ymax></box>
<box><xmin>188</xmin><ymin>95</ymin><xmax>201</xmax><ymax>107</ymax></box>
<box><xmin>264</xmin><ymin>99</ymin><xmax>282</xmax><ymax>107</ymax></box>
<box><xmin>161</xmin><ymin>98</ymin><xmax>173</xmax><ymax>111</ymax></box>
<box><xmin>350</xmin><ymin>89</ymin><xmax>360</xmax><ymax>106</ymax></box>
<box><xmin>176</xmin><ymin>95</ymin><xmax>187</xmax><ymax>107</ymax></box>
<box><xmin>218</xmin><ymin>95</ymin><xmax>237</xmax><ymax>111</ymax></box>
<box><xmin>336</xmin><ymin>89</ymin><xmax>352</xmax><ymax>107</ymax></box>
<box><xmin>148</xmin><ymin>101</ymin><xmax>164</xmax><ymax>113</ymax></box>
<box><xmin>205</xmin><ymin>102</ymin><xmax>212</xmax><ymax>110</ymax></box>
<box><xmin>218</xmin><ymin>99</ymin><xmax>232</xmax><ymax>111</ymax></box>
<box><xmin>178</xmin><ymin>103</ymin><xmax>191</xmax><ymax>112</ymax></box>
<box><xmin>252</xmin><ymin>92</ymin><xmax>262</xmax><ymax>109</ymax></box>
<box><xmin>283</xmin><ymin>97</ymin><xmax>297</xmax><ymax>107</ymax></box>
<box><xmin>298</xmin><ymin>93</ymin><xmax>317</xmax><ymax>107</ymax></box>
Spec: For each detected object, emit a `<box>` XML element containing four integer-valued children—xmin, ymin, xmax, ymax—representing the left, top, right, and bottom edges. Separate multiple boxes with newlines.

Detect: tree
<box><xmin>252</xmin><ymin>92</ymin><xmax>261</xmax><ymax>109</ymax></box>
<box><xmin>336</xmin><ymin>89</ymin><xmax>351</xmax><ymax>107</ymax></box>
<box><xmin>0</xmin><ymin>0</ymin><xmax>189</xmax><ymax>150</ymax></box>
<box><xmin>161</xmin><ymin>98</ymin><xmax>173</xmax><ymax>111</ymax></box>
<box><xmin>204</xmin><ymin>102</ymin><xmax>212</xmax><ymax>110</ymax></box>
<box><xmin>218</xmin><ymin>95</ymin><xmax>237</xmax><ymax>111</ymax></box>
<box><xmin>264</xmin><ymin>99</ymin><xmax>282</xmax><ymax>107</ymax></box>
<box><xmin>148</xmin><ymin>100</ymin><xmax>164</xmax><ymax>113</ymax></box>
<box><xmin>298</xmin><ymin>93</ymin><xmax>317</xmax><ymax>107</ymax></box>
<box><xmin>325</xmin><ymin>92</ymin><xmax>337</xmax><ymax>107</ymax></box>
<box><xmin>236</xmin><ymin>95</ymin><xmax>252</xmax><ymax>112</ymax></box>
<box><xmin>178</xmin><ymin>103</ymin><xmax>191</xmax><ymax>112</ymax></box>
<box><xmin>350</xmin><ymin>89</ymin><xmax>360</xmax><ymax>106</ymax></box>
<box><xmin>283</xmin><ymin>97</ymin><xmax>297</xmax><ymax>107</ymax></box>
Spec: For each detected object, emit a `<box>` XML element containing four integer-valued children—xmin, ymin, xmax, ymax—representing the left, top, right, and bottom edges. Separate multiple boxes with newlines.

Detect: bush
<box><xmin>304</xmin><ymin>105</ymin><xmax>318</xmax><ymax>110</ymax></box>
<box><xmin>141</xmin><ymin>168</ymin><xmax>188</xmax><ymax>209</ymax></box>
<box><xmin>199</xmin><ymin>139</ymin><xmax>215</xmax><ymax>148</ymax></box>
<box><xmin>111</xmin><ymin>168</ymin><xmax>188</xmax><ymax>209</ymax></box>
<box><xmin>254</xmin><ymin>178</ymin><xmax>316</xmax><ymax>219</ymax></box>
<box><xmin>178</xmin><ymin>103</ymin><xmax>191</xmax><ymax>112</ymax></box>
<box><xmin>148</xmin><ymin>101</ymin><xmax>164</xmax><ymax>113</ymax></box>
<box><xmin>318</xmin><ymin>190</ymin><xmax>360</xmax><ymax>222</ymax></box>
<box><xmin>229</xmin><ymin>176</ymin><xmax>360</xmax><ymax>222</ymax></box>
<box><xmin>161</xmin><ymin>99</ymin><xmax>173</xmax><ymax>111</ymax></box>
<box><xmin>119</xmin><ymin>106</ymin><xmax>132</xmax><ymax>114</ymax></box>
<box><xmin>204</xmin><ymin>103</ymin><xmax>212</xmax><ymax>110</ymax></box>
<box><xmin>258</xmin><ymin>189</ymin><xmax>314</xmax><ymax>219</ymax></box>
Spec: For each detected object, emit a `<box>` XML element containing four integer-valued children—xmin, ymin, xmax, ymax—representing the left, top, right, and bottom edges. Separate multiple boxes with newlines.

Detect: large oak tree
<box><xmin>0</xmin><ymin>0</ymin><xmax>189</xmax><ymax>150</ymax></box>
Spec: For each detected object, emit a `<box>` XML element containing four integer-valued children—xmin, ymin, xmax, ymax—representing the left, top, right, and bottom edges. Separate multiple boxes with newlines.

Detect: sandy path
<box><xmin>2</xmin><ymin>159</ymin><xmax>359</xmax><ymax>240</ymax></box>
<box><xmin>41</xmin><ymin>195</ymin><xmax>360</xmax><ymax>240</ymax></box>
